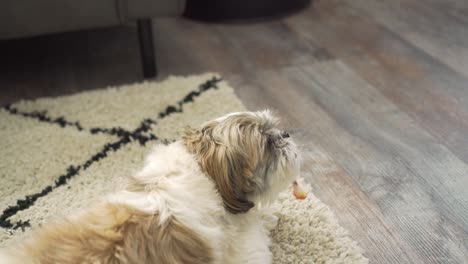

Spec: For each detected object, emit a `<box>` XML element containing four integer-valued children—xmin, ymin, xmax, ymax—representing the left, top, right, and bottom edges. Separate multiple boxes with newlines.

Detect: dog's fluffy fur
<box><xmin>1</xmin><ymin>110</ymin><xmax>300</xmax><ymax>264</ymax></box>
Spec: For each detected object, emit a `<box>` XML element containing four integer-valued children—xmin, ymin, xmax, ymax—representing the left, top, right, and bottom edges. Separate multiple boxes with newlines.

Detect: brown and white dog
<box><xmin>1</xmin><ymin>110</ymin><xmax>300</xmax><ymax>264</ymax></box>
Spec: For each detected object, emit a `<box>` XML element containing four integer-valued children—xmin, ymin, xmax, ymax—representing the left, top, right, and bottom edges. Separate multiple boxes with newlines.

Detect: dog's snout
<box><xmin>281</xmin><ymin>131</ymin><xmax>290</xmax><ymax>138</ymax></box>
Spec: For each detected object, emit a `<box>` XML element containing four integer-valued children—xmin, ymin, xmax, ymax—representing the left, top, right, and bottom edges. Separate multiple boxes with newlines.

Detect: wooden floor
<box><xmin>1</xmin><ymin>0</ymin><xmax>468</xmax><ymax>263</ymax></box>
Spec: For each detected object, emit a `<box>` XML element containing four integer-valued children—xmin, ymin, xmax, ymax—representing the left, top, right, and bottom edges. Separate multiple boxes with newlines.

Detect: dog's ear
<box><xmin>202</xmin><ymin>143</ymin><xmax>255</xmax><ymax>214</ymax></box>
<box><xmin>183</xmin><ymin>125</ymin><xmax>255</xmax><ymax>214</ymax></box>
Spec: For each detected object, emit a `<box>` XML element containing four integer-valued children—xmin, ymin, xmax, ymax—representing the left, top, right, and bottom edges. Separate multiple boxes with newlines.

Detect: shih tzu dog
<box><xmin>1</xmin><ymin>110</ymin><xmax>300</xmax><ymax>264</ymax></box>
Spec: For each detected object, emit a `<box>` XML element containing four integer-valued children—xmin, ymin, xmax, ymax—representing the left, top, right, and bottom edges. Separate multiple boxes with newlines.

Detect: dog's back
<box><xmin>2</xmin><ymin>142</ymin><xmax>225</xmax><ymax>263</ymax></box>
<box><xmin>3</xmin><ymin>203</ymin><xmax>213</xmax><ymax>263</ymax></box>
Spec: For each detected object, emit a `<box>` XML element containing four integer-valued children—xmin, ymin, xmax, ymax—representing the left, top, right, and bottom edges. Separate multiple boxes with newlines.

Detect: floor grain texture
<box><xmin>1</xmin><ymin>0</ymin><xmax>467</xmax><ymax>263</ymax></box>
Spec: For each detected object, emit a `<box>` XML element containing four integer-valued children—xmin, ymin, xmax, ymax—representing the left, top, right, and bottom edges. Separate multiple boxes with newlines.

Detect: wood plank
<box><xmin>347</xmin><ymin>0</ymin><xmax>468</xmax><ymax>79</ymax></box>
<box><xmin>297</xmin><ymin>137</ymin><xmax>422</xmax><ymax>264</ymax></box>
<box><xmin>298</xmin><ymin>138</ymin><xmax>422</xmax><ymax>264</ymax></box>
<box><xmin>297</xmin><ymin>61</ymin><xmax>468</xmax><ymax>264</ymax></box>
<box><xmin>152</xmin><ymin>19</ymin><xmax>233</xmax><ymax>76</ymax></box>
<box><xmin>152</xmin><ymin>18</ymin><xmax>326</xmax><ymax>77</ymax></box>
<box><xmin>284</xmin><ymin>0</ymin><xmax>468</xmax><ymax>168</ymax></box>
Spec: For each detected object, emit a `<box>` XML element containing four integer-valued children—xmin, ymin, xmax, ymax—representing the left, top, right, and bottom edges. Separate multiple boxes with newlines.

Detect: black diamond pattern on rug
<box><xmin>0</xmin><ymin>77</ymin><xmax>222</xmax><ymax>231</ymax></box>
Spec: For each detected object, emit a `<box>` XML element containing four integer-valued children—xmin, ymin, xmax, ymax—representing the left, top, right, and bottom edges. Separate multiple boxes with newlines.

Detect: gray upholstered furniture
<box><xmin>0</xmin><ymin>0</ymin><xmax>186</xmax><ymax>78</ymax></box>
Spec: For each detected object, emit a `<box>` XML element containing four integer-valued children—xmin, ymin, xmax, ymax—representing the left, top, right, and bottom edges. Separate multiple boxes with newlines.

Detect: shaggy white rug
<box><xmin>0</xmin><ymin>73</ymin><xmax>367</xmax><ymax>263</ymax></box>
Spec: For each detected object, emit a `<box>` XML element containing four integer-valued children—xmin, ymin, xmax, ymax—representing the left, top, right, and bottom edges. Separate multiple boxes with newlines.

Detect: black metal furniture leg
<box><xmin>137</xmin><ymin>19</ymin><xmax>157</xmax><ymax>78</ymax></box>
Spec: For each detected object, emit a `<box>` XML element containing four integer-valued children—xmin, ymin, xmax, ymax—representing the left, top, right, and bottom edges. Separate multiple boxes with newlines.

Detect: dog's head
<box><xmin>183</xmin><ymin>110</ymin><xmax>300</xmax><ymax>214</ymax></box>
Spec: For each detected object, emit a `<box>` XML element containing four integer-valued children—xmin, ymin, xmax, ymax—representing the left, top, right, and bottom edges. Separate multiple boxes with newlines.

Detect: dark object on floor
<box><xmin>137</xmin><ymin>19</ymin><xmax>157</xmax><ymax>78</ymax></box>
<box><xmin>184</xmin><ymin>0</ymin><xmax>310</xmax><ymax>22</ymax></box>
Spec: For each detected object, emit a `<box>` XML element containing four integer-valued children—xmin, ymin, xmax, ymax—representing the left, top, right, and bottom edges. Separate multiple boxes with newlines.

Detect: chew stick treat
<box><xmin>293</xmin><ymin>180</ymin><xmax>307</xmax><ymax>200</ymax></box>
